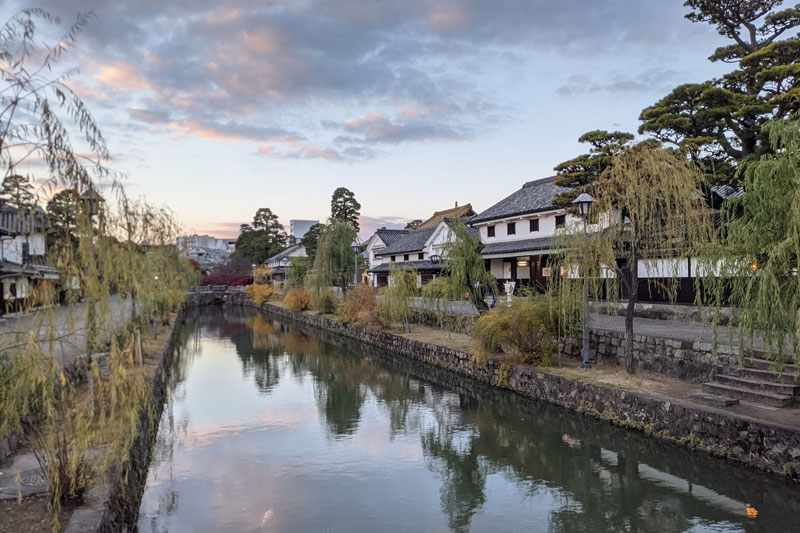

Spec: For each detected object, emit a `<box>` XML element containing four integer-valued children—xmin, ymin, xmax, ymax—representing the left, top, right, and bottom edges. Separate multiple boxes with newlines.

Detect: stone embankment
<box><xmin>65</xmin><ymin>311</ymin><xmax>185</xmax><ymax>532</ymax></box>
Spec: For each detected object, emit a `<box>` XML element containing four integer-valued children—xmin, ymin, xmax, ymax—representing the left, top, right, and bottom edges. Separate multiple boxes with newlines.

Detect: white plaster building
<box><xmin>469</xmin><ymin>177</ymin><xmax>579</xmax><ymax>291</ymax></box>
<box><xmin>366</xmin><ymin>219</ymin><xmax>479</xmax><ymax>287</ymax></box>
<box><xmin>265</xmin><ymin>244</ymin><xmax>308</xmax><ymax>282</ymax></box>
<box><xmin>0</xmin><ymin>206</ymin><xmax>59</xmax><ymax>310</ymax></box>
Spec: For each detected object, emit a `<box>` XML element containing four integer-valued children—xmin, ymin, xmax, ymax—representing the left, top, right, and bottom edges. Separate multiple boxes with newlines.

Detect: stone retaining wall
<box><xmin>260</xmin><ymin>302</ymin><xmax>800</xmax><ymax>482</ymax></box>
<box><xmin>558</xmin><ymin>330</ymin><xmax>744</xmax><ymax>383</ymax></box>
<box><xmin>65</xmin><ymin>309</ymin><xmax>185</xmax><ymax>532</ymax></box>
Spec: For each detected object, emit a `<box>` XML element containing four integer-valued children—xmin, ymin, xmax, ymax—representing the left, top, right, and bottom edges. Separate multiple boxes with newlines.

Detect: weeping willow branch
<box><xmin>695</xmin><ymin>118</ymin><xmax>800</xmax><ymax>367</ymax></box>
<box><xmin>550</xmin><ymin>145</ymin><xmax>714</xmax><ymax>374</ymax></box>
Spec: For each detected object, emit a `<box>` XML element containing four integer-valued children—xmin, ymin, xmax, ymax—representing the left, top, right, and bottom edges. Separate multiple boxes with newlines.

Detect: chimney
<box><xmin>455</xmin><ymin>201</ymin><xmax>458</xmax><ymax>208</ymax></box>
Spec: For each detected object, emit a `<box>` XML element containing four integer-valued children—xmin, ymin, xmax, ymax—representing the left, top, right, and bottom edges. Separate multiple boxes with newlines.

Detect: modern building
<box><xmin>289</xmin><ymin>220</ymin><xmax>318</xmax><ymax>240</ymax></box>
<box><xmin>176</xmin><ymin>234</ymin><xmax>234</xmax><ymax>271</ymax></box>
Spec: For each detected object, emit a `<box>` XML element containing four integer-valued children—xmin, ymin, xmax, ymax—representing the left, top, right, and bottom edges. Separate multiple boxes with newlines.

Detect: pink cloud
<box><xmin>94</xmin><ymin>60</ymin><xmax>150</xmax><ymax>91</ymax></box>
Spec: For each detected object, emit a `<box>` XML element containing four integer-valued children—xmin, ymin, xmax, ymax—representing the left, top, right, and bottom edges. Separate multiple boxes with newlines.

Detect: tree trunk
<box><xmin>625</xmin><ymin>248</ymin><xmax>638</xmax><ymax>374</ymax></box>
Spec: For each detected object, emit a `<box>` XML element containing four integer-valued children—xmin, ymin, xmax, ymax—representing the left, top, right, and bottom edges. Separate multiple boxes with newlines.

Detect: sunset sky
<box><xmin>3</xmin><ymin>1</ymin><xmax>730</xmax><ymax>239</ymax></box>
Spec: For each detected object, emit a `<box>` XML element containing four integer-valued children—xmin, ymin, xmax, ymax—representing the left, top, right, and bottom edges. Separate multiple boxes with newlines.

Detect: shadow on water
<box><xmin>151</xmin><ymin>306</ymin><xmax>799</xmax><ymax>532</ymax></box>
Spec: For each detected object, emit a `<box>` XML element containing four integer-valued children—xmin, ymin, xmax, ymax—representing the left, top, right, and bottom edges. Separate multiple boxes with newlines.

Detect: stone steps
<box><xmin>741</xmin><ymin>357</ymin><xmax>798</xmax><ymax>374</ymax></box>
<box><xmin>689</xmin><ymin>392</ymin><xmax>739</xmax><ymax>407</ymax></box>
<box><xmin>711</xmin><ymin>374</ymin><xmax>800</xmax><ymax>396</ymax></box>
<box><xmin>717</xmin><ymin>365</ymin><xmax>800</xmax><ymax>385</ymax></box>
<box><xmin>701</xmin><ymin>382</ymin><xmax>795</xmax><ymax>408</ymax></box>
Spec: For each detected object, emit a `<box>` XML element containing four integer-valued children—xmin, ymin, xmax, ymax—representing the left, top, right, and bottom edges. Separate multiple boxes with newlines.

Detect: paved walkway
<box><xmin>591</xmin><ymin>313</ymin><xmax>787</xmax><ymax>353</ymax></box>
<box><xmin>0</xmin><ymin>295</ymin><xmax>132</xmax><ymax>366</ymax></box>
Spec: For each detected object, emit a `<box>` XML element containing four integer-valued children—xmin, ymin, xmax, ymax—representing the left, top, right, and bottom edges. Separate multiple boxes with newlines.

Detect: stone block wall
<box><xmin>559</xmin><ymin>330</ymin><xmax>746</xmax><ymax>383</ymax></box>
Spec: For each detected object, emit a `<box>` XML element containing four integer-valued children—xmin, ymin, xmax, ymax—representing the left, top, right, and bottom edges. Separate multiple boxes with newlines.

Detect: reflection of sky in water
<box><xmin>137</xmin><ymin>316</ymin><xmax>798</xmax><ymax>533</ymax></box>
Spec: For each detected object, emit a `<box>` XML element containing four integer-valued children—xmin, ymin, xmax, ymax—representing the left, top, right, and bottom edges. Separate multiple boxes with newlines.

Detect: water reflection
<box><xmin>138</xmin><ymin>307</ymin><xmax>800</xmax><ymax>532</ymax></box>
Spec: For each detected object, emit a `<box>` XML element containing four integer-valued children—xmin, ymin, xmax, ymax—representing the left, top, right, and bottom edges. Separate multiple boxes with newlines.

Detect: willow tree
<box><xmin>380</xmin><ymin>265</ymin><xmax>418</xmax><ymax>332</ymax></box>
<box><xmin>551</xmin><ymin>145</ymin><xmax>713</xmax><ymax>373</ymax></box>
<box><xmin>696</xmin><ymin>118</ymin><xmax>800</xmax><ymax>367</ymax></box>
<box><xmin>441</xmin><ymin>219</ymin><xmax>495</xmax><ymax>311</ymax></box>
<box><xmin>0</xmin><ymin>10</ymin><xmax>199</xmax><ymax>527</ymax></box>
<box><xmin>305</xmin><ymin>220</ymin><xmax>360</xmax><ymax>295</ymax></box>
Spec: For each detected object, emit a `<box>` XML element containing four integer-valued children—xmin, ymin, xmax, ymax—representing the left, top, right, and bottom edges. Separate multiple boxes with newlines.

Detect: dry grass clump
<box><xmin>246</xmin><ymin>283</ymin><xmax>275</xmax><ymax>305</ymax></box>
<box><xmin>472</xmin><ymin>297</ymin><xmax>563</xmax><ymax>365</ymax></box>
<box><xmin>336</xmin><ymin>285</ymin><xmax>382</xmax><ymax>328</ymax></box>
<box><xmin>284</xmin><ymin>287</ymin><xmax>311</xmax><ymax>312</ymax></box>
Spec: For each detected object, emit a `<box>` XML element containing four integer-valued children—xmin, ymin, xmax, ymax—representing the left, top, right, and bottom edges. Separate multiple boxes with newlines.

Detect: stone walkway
<box><xmin>590</xmin><ymin>313</ymin><xmax>786</xmax><ymax>353</ymax></box>
<box><xmin>0</xmin><ymin>453</ymin><xmax>47</xmax><ymax>500</ymax></box>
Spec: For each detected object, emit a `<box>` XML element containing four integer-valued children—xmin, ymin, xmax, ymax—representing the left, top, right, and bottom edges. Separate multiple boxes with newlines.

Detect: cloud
<box><xmin>330</xmin><ymin>111</ymin><xmax>474</xmax><ymax>145</ymax></box>
<box><xmin>557</xmin><ymin>69</ymin><xmax>685</xmax><ymax>97</ymax></box>
<box><xmin>94</xmin><ymin>60</ymin><xmax>150</xmax><ymax>91</ymax></box>
<box><xmin>12</xmin><ymin>0</ymin><xmax>721</xmax><ymax>163</ymax></box>
<box><xmin>358</xmin><ymin>215</ymin><xmax>409</xmax><ymax>238</ymax></box>
<box><xmin>188</xmin><ymin>222</ymin><xmax>245</xmax><ymax>239</ymax></box>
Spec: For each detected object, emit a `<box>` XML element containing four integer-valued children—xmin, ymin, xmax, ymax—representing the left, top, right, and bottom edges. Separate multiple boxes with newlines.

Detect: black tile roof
<box><xmin>470</xmin><ymin>176</ymin><xmax>568</xmax><ymax>224</ymax></box>
<box><xmin>375</xmin><ymin>227</ymin><xmax>436</xmax><ymax>256</ymax></box>
<box><xmin>444</xmin><ymin>218</ymin><xmax>480</xmax><ymax>240</ymax></box>
<box><xmin>265</xmin><ymin>244</ymin><xmax>304</xmax><ymax>264</ymax></box>
<box><xmin>375</xmin><ymin>228</ymin><xmax>409</xmax><ymax>245</ymax></box>
<box><xmin>710</xmin><ymin>184</ymin><xmax>745</xmax><ymax>200</ymax></box>
<box><xmin>480</xmin><ymin>235</ymin><xmax>558</xmax><ymax>256</ymax></box>
<box><xmin>369</xmin><ymin>260</ymin><xmax>443</xmax><ymax>273</ymax></box>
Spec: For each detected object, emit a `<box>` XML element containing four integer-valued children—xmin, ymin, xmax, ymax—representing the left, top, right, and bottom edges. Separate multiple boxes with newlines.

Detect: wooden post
<box><xmin>136</xmin><ymin>329</ymin><xmax>143</xmax><ymax>366</ymax></box>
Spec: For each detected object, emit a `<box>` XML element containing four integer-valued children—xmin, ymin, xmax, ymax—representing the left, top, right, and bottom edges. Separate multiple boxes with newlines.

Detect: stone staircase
<box><xmin>692</xmin><ymin>358</ymin><xmax>800</xmax><ymax>408</ymax></box>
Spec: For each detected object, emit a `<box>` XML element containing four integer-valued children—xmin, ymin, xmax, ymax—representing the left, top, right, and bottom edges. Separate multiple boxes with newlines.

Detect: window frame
<box><xmin>529</xmin><ymin>219</ymin><xmax>539</xmax><ymax>232</ymax></box>
<box><xmin>507</xmin><ymin>222</ymin><xmax>516</xmax><ymax>235</ymax></box>
<box><xmin>555</xmin><ymin>214</ymin><xmax>566</xmax><ymax>228</ymax></box>
<box><xmin>487</xmin><ymin>225</ymin><xmax>495</xmax><ymax>238</ymax></box>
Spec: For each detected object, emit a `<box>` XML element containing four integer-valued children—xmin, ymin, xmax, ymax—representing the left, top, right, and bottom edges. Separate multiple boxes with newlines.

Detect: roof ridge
<box><xmin>522</xmin><ymin>175</ymin><xmax>557</xmax><ymax>188</ymax></box>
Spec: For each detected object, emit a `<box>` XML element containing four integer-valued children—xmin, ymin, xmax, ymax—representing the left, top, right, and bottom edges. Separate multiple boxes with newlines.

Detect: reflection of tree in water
<box><xmin>422</xmin><ymin>427</ymin><xmax>487</xmax><ymax>533</ymax></box>
<box><xmin>177</xmin><ymin>311</ymin><xmax>798</xmax><ymax>532</ymax></box>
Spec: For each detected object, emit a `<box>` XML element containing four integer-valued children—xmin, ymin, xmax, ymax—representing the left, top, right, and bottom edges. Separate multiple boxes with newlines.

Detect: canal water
<box><xmin>137</xmin><ymin>308</ymin><xmax>799</xmax><ymax>532</ymax></box>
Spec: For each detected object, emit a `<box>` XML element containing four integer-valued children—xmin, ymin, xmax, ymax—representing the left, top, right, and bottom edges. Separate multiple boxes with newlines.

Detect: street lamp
<box><xmin>351</xmin><ymin>240</ymin><xmax>360</xmax><ymax>286</ymax></box>
<box><xmin>430</xmin><ymin>254</ymin><xmax>441</xmax><ymax>263</ymax></box>
<box><xmin>141</xmin><ymin>241</ymin><xmax>150</xmax><ymax>254</ymax></box>
<box><xmin>281</xmin><ymin>257</ymin><xmax>290</xmax><ymax>287</ymax></box>
<box><xmin>571</xmin><ymin>190</ymin><xmax>594</xmax><ymax>369</ymax></box>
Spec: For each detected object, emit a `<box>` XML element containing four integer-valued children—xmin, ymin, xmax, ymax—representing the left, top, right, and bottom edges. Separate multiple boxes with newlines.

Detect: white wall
<box><xmin>638</xmin><ymin>258</ymin><xmax>690</xmax><ymax>278</ymax></box>
<box><xmin>477</xmin><ymin>210</ymin><xmax>579</xmax><ymax>244</ymax></box>
<box><xmin>1</xmin><ymin>233</ymin><xmax>45</xmax><ymax>263</ymax></box>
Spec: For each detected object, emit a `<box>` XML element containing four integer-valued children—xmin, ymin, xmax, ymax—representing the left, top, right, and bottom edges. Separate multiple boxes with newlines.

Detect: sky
<box><xmin>3</xmin><ymin>1</ymin><xmax>732</xmax><ymax>239</ymax></box>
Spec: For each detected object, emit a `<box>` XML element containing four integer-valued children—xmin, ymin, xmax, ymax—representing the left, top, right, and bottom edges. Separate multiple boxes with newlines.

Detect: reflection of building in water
<box><xmin>163</xmin><ymin>309</ymin><xmax>800</xmax><ymax>533</ymax></box>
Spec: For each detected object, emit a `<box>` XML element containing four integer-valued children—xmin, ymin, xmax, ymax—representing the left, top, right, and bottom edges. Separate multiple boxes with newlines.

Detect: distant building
<box><xmin>176</xmin><ymin>234</ymin><xmax>233</xmax><ymax>271</ymax></box>
<box><xmin>264</xmin><ymin>244</ymin><xmax>308</xmax><ymax>283</ymax></box>
<box><xmin>364</xmin><ymin>203</ymin><xmax>477</xmax><ymax>288</ymax></box>
<box><xmin>0</xmin><ymin>205</ymin><xmax>60</xmax><ymax>312</ymax></box>
<box><xmin>289</xmin><ymin>219</ymin><xmax>318</xmax><ymax>240</ymax></box>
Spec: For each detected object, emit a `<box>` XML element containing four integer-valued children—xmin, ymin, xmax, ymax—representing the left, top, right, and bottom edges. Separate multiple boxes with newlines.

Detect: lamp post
<box><xmin>281</xmin><ymin>257</ymin><xmax>290</xmax><ymax>288</ymax></box>
<box><xmin>351</xmin><ymin>240</ymin><xmax>360</xmax><ymax>287</ymax></box>
<box><xmin>571</xmin><ymin>190</ymin><xmax>595</xmax><ymax>369</ymax></box>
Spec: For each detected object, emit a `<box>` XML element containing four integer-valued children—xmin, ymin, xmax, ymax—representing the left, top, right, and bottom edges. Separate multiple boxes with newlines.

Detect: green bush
<box><xmin>314</xmin><ymin>289</ymin><xmax>338</xmax><ymax>314</ymax></box>
<box><xmin>380</xmin><ymin>266</ymin><xmax>418</xmax><ymax>330</ymax></box>
<box><xmin>472</xmin><ymin>296</ymin><xmax>563</xmax><ymax>365</ymax></box>
<box><xmin>420</xmin><ymin>276</ymin><xmax>455</xmax><ymax>300</ymax></box>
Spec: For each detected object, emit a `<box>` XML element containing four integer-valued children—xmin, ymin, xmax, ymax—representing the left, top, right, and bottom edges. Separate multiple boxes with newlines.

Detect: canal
<box><xmin>137</xmin><ymin>307</ymin><xmax>799</xmax><ymax>532</ymax></box>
